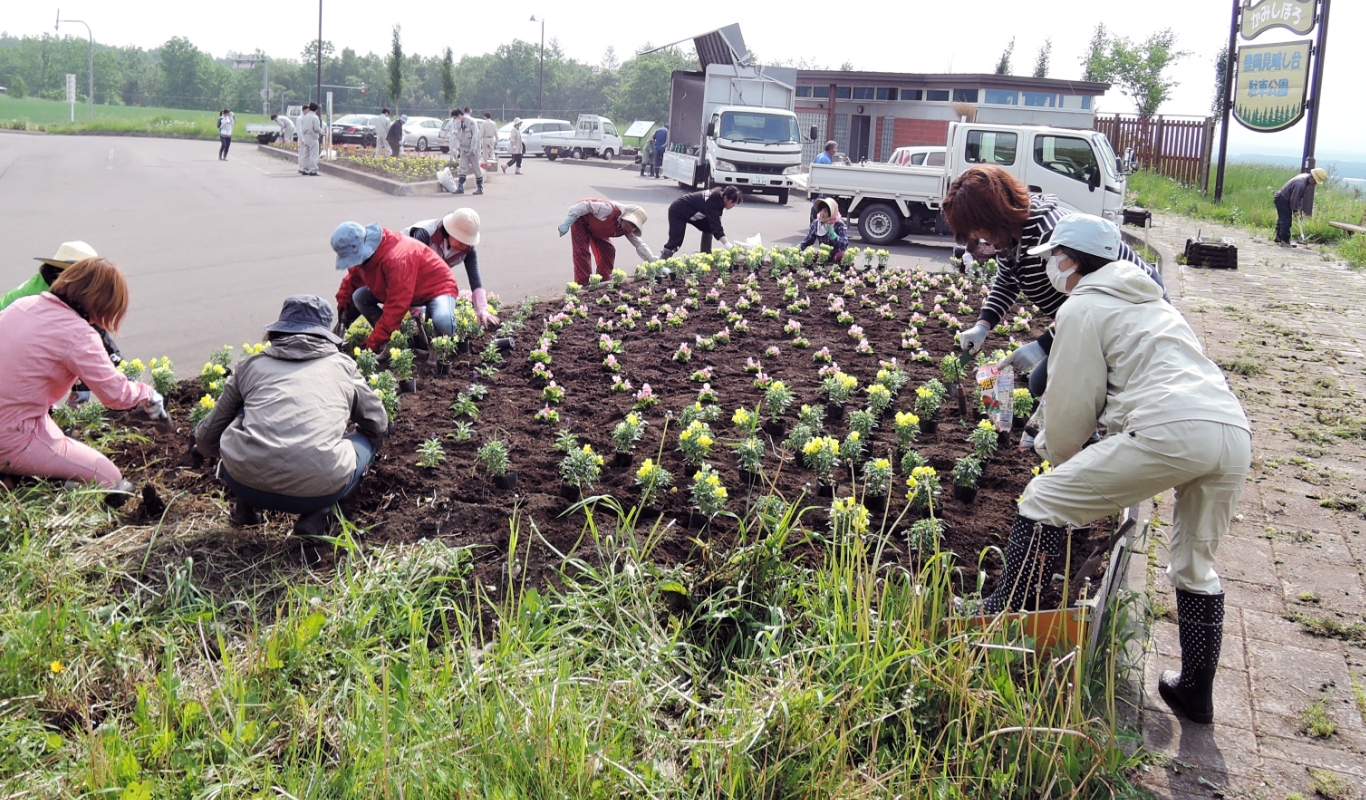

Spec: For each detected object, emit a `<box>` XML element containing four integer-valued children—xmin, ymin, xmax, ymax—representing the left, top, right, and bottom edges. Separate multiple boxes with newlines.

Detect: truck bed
<box><xmin>807</xmin><ymin>162</ymin><xmax>945</xmax><ymax>203</ymax></box>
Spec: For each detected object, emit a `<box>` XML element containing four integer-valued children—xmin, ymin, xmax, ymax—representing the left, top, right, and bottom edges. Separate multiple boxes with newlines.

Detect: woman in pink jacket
<box><xmin>0</xmin><ymin>258</ymin><xmax>162</xmax><ymax>503</ymax></box>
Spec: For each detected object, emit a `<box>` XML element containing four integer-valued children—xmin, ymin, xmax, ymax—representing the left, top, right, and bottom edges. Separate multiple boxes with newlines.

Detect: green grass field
<box><xmin>0</xmin><ymin>96</ymin><xmax>270</xmax><ymax>139</ymax></box>
<box><xmin>1129</xmin><ymin>164</ymin><xmax>1366</xmax><ymax>268</ymax></box>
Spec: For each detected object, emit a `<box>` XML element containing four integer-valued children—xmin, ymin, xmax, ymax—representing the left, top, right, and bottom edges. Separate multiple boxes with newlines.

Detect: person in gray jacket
<box><xmin>297</xmin><ymin>103</ymin><xmax>322</xmax><ymax>175</ymax></box>
<box><xmin>1273</xmin><ymin>167</ymin><xmax>1327</xmax><ymax>246</ymax></box>
<box><xmin>195</xmin><ymin>295</ymin><xmax>389</xmax><ymax>537</ymax></box>
<box><xmin>374</xmin><ymin>109</ymin><xmax>392</xmax><ymax>157</ymax></box>
<box><xmin>450</xmin><ymin>108</ymin><xmax>482</xmax><ymax>195</ymax></box>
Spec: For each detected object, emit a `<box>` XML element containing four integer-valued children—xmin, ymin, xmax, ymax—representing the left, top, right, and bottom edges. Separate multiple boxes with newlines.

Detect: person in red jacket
<box><xmin>557</xmin><ymin>199</ymin><xmax>654</xmax><ymax>285</ymax></box>
<box><xmin>331</xmin><ymin>222</ymin><xmax>460</xmax><ymax>350</ymax></box>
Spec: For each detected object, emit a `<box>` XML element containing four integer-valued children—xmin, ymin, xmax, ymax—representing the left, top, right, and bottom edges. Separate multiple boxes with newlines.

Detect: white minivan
<box><xmin>495</xmin><ymin>118</ymin><xmax>573</xmax><ymax>158</ymax></box>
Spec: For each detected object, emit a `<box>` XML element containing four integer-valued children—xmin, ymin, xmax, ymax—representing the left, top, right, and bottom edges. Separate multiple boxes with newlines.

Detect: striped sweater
<box><xmin>977</xmin><ymin>195</ymin><xmax>1164</xmax><ymax>348</ymax></box>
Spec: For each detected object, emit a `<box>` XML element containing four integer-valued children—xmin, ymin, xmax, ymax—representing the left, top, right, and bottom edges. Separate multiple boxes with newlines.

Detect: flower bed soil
<box><xmin>107</xmin><ymin>263</ymin><xmax>1112</xmax><ymax>609</ymax></box>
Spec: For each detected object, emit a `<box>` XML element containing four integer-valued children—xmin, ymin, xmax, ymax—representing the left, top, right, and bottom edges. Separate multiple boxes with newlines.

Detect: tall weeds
<box><xmin>0</xmin><ymin>483</ymin><xmax>1143</xmax><ymax>798</ymax></box>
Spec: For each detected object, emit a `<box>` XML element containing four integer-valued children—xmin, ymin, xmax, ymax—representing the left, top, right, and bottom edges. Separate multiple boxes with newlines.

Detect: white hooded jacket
<box><xmin>1038</xmin><ymin>260</ymin><xmax>1249</xmax><ymax>466</ymax></box>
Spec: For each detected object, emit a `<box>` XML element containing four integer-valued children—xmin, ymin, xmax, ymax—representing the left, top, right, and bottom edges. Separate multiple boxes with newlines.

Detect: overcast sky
<box><xmin>10</xmin><ymin>0</ymin><xmax>1362</xmax><ymax>160</ymax></box>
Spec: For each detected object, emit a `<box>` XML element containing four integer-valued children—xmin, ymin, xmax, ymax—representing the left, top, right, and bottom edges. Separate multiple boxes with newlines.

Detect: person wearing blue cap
<box><xmin>331</xmin><ymin>221</ymin><xmax>460</xmax><ymax>351</ymax></box>
<box><xmin>972</xmin><ymin>214</ymin><xmax>1250</xmax><ymax>728</ymax></box>
<box><xmin>195</xmin><ymin>294</ymin><xmax>389</xmax><ymax>537</ymax></box>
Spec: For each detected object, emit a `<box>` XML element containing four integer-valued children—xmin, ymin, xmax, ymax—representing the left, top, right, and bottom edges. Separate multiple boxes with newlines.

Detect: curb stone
<box><xmin>256</xmin><ymin>144</ymin><xmax>441</xmax><ymax>196</ymax></box>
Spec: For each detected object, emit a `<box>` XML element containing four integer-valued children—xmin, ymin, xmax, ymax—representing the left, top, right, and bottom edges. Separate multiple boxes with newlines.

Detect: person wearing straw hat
<box><xmin>2</xmin><ymin>241</ymin><xmax>125</xmax><ymax>373</ymax></box>
<box><xmin>557</xmin><ymin>198</ymin><xmax>654</xmax><ymax>284</ymax></box>
<box><xmin>332</xmin><ymin>222</ymin><xmax>460</xmax><ymax>352</ymax></box>
<box><xmin>2</xmin><ymin>241</ymin><xmax>99</xmax><ymax>313</ymax></box>
<box><xmin>0</xmin><ymin>257</ymin><xmax>162</xmax><ymax>504</ymax></box>
<box><xmin>407</xmin><ymin>209</ymin><xmax>499</xmax><ymax>327</ymax></box>
<box><xmin>195</xmin><ymin>294</ymin><xmax>389</xmax><ymax>537</ymax></box>
<box><xmin>1273</xmin><ymin>167</ymin><xmax>1328</xmax><ymax>246</ymax></box>
<box><xmin>972</xmin><ymin>213</ymin><xmax>1250</xmax><ymax>727</ymax></box>
<box><xmin>502</xmin><ymin>119</ymin><xmax>525</xmax><ymax>175</ymax></box>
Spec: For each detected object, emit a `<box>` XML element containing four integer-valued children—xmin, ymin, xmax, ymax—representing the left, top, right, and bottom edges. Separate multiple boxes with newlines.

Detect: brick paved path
<box><xmin>1131</xmin><ymin>214</ymin><xmax>1366</xmax><ymax>799</ymax></box>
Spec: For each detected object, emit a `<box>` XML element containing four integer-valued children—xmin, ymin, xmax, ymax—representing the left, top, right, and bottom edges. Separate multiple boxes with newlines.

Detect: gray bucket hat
<box><xmin>331</xmin><ymin>221</ymin><xmax>383</xmax><ymax>270</ymax></box>
<box><xmin>264</xmin><ymin>294</ymin><xmax>342</xmax><ymax>344</ymax></box>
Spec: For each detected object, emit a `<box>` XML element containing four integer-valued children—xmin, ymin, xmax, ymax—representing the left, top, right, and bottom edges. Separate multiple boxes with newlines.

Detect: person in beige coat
<box><xmin>195</xmin><ymin>295</ymin><xmax>388</xmax><ymax>537</ymax></box>
<box><xmin>480</xmin><ymin>112</ymin><xmax>498</xmax><ymax>164</ymax></box>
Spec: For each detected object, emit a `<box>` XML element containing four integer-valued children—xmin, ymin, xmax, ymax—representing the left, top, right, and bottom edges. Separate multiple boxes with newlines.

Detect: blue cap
<box><xmin>264</xmin><ymin>294</ymin><xmax>342</xmax><ymax>343</ymax></box>
<box><xmin>331</xmin><ymin>222</ymin><xmax>382</xmax><ymax>270</ymax></box>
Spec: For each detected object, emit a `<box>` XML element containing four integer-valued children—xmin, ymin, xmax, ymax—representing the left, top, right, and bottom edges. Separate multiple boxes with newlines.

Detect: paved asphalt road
<box><xmin>0</xmin><ymin>132</ymin><xmax>952</xmax><ymax>371</ymax></box>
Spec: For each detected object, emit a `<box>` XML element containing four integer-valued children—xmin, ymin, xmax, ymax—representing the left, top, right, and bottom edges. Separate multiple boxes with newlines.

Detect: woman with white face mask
<box><xmin>941</xmin><ymin>166</ymin><xmax>1165</xmax><ymax>396</ymax></box>
<box><xmin>977</xmin><ymin>213</ymin><xmax>1251</xmax><ymax>729</ymax></box>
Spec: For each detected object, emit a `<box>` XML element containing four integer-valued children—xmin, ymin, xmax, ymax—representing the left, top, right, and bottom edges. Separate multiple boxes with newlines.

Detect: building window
<box><xmin>876</xmin><ymin>87</ymin><xmax>898</xmax><ymax>101</ymax></box>
<box><xmin>1023</xmin><ymin>91</ymin><xmax>1056</xmax><ymax>107</ymax></box>
<box><xmin>796</xmin><ymin>86</ymin><xmax>812</xmax><ymax>98</ymax></box>
<box><xmin>1081</xmin><ymin>96</ymin><xmax>1092</xmax><ymax>110</ymax></box>
<box><xmin>952</xmin><ymin>89</ymin><xmax>979</xmax><ymax>103</ymax></box>
<box><xmin>984</xmin><ymin>89</ymin><xmax>1018</xmax><ymax>105</ymax></box>
<box><xmin>1060</xmin><ymin>94</ymin><xmax>1094</xmax><ymax>110</ymax></box>
<box><xmin>963</xmin><ymin>130</ymin><xmax>1018</xmax><ymax>166</ymax></box>
<box><xmin>812</xmin><ymin>86</ymin><xmax>830</xmax><ymax>99</ymax></box>
<box><xmin>901</xmin><ymin>89</ymin><xmax>923</xmax><ymax>101</ymax></box>
<box><xmin>835</xmin><ymin>86</ymin><xmax>852</xmax><ymax>99</ymax></box>
<box><xmin>926</xmin><ymin>89</ymin><xmax>950</xmax><ymax>102</ymax></box>
<box><xmin>852</xmin><ymin>87</ymin><xmax>875</xmax><ymax>100</ymax></box>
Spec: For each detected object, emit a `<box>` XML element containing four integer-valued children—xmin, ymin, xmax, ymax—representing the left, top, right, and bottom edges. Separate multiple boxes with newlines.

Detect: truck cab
<box><xmin>944</xmin><ymin>122</ymin><xmax>1127</xmax><ymax>223</ymax></box>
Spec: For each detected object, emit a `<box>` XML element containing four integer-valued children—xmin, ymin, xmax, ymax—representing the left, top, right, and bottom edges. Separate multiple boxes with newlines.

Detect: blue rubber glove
<box><xmin>558</xmin><ymin>216</ymin><xmax>575</xmax><ymax>237</ymax></box>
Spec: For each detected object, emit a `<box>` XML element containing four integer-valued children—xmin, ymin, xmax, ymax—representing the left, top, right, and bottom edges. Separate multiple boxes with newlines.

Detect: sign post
<box><xmin>65</xmin><ymin>74</ymin><xmax>76</xmax><ymax>122</ymax></box>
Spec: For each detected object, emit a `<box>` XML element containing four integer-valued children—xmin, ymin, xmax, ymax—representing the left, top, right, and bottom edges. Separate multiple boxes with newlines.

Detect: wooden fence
<box><xmin>1094</xmin><ymin>114</ymin><xmax>1215</xmax><ymax>192</ymax></box>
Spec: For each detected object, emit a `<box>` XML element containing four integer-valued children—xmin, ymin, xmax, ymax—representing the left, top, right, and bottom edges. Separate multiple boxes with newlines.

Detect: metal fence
<box><xmin>1094</xmin><ymin>114</ymin><xmax>1215</xmax><ymax>192</ymax></box>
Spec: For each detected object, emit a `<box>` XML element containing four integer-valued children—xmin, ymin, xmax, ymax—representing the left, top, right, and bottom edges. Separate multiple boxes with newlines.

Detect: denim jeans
<box><xmin>351</xmin><ymin>287</ymin><xmax>455</xmax><ymax>338</ymax></box>
<box><xmin>220</xmin><ymin>433</ymin><xmax>375</xmax><ymax>515</ymax></box>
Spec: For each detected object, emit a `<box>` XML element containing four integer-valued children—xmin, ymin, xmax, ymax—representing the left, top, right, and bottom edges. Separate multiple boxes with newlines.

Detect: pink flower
<box><xmin>765</xmin><ymin>346</ymin><xmax>781</xmax><ymax>357</ymax></box>
<box><xmin>847</xmin><ymin>324</ymin><xmax>864</xmax><ymax>338</ymax></box>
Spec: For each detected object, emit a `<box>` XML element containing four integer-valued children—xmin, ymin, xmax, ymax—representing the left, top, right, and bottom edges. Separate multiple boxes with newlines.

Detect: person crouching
<box><xmin>0</xmin><ymin>258</ymin><xmax>163</xmax><ymax>504</ymax></box>
<box><xmin>194</xmin><ymin>295</ymin><xmax>388</xmax><ymax>537</ymax></box>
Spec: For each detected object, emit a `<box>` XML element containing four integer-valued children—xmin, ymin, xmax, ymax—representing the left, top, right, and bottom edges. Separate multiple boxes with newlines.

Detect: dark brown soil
<box><xmin>108</xmin><ymin>264</ymin><xmax>1112</xmax><ymax>609</ymax></box>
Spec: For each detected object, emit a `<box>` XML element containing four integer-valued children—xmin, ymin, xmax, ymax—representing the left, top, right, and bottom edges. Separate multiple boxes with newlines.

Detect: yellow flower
<box><xmin>582</xmin><ymin>444</ymin><xmax>594</xmax><ymax>454</ymax></box>
<box><xmin>390</xmin><ymin>348</ymin><xmax>402</xmax><ymax>361</ymax></box>
<box><xmin>705</xmin><ymin>474</ymin><xmax>720</xmax><ymax>486</ymax></box>
<box><xmin>909</xmin><ymin>466</ymin><xmax>937</xmax><ymax>481</ymax></box>
<box><xmin>637</xmin><ymin>459</ymin><xmax>657</xmax><ymax>479</ymax></box>
<box><xmin>895</xmin><ymin>411</ymin><xmax>920</xmax><ymax>428</ymax></box>
<box><xmin>1014</xmin><ymin>388</ymin><xmax>1031</xmax><ymax>399</ymax></box>
<box><xmin>873</xmin><ymin>458</ymin><xmax>891</xmax><ymax>470</ymax></box>
<box><xmin>977</xmin><ymin>419</ymin><xmax>996</xmax><ymax>431</ymax></box>
<box><xmin>848</xmin><ymin>431</ymin><xmax>860</xmax><ymax>442</ymax></box>
<box><xmin>916</xmin><ymin>386</ymin><xmax>933</xmax><ymax>399</ymax></box>
<box><xmin>198</xmin><ymin>395</ymin><xmax>216</xmax><ymax>409</ymax></box>
<box><xmin>354</xmin><ymin>347</ymin><xmax>362</xmax><ymax>356</ymax></box>
<box><xmin>49</xmin><ymin>660</ymin><xmax>64</xmax><ymax>674</ymax></box>
<box><xmin>212</xmin><ymin>364</ymin><xmax>226</xmax><ymax>375</ymax></box>
<box><xmin>626</xmin><ymin>413</ymin><xmax>640</xmax><ymax>425</ymax></box>
<box><xmin>697</xmin><ymin>435</ymin><xmax>713</xmax><ymax>448</ymax></box>
<box><xmin>803</xmin><ymin>439</ymin><xmax>820</xmax><ymax>455</ymax></box>
<box><xmin>732</xmin><ymin>408</ymin><xmax>753</xmax><ymax>425</ymax></box>
<box><xmin>714</xmin><ymin>486</ymin><xmax>728</xmax><ymax>500</ymax></box>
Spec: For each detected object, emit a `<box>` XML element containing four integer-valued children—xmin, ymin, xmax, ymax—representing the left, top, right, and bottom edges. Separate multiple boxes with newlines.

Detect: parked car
<box><xmin>400</xmin><ymin>116</ymin><xmax>447</xmax><ymax>152</ymax></box>
<box><xmin>495</xmin><ymin>118</ymin><xmax>572</xmax><ymax>158</ymax></box>
<box><xmin>887</xmin><ymin>146</ymin><xmax>946</xmax><ymax>167</ymax></box>
<box><xmin>539</xmin><ymin>115</ymin><xmax>625</xmax><ymax>161</ymax></box>
<box><xmin>331</xmin><ymin>114</ymin><xmax>380</xmax><ymax>147</ymax></box>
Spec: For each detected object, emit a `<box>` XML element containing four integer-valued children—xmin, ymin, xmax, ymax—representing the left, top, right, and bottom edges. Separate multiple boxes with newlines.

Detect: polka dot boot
<box><xmin>980</xmin><ymin>514</ymin><xmax>1068</xmax><ymax>614</ymax></box>
<box><xmin>1158</xmin><ymin>589</ymin><xmax>1225</xmax><ymax>724</ymax></box>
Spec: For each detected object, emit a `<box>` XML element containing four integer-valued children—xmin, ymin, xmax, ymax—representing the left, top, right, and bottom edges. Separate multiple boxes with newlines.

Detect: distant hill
<box><xmin>1232</xmin><ymin>153</ymin><xmax>1366</xmax><ymax>180</ymax></box>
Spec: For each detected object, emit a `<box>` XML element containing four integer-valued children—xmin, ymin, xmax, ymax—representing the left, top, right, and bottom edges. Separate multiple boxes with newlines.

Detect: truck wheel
<box><xmin>678</xmin><ymin>182</ymin><xmax>692</xmax><ymax>190</ymax></box>
<box><xmin>571</xmin><ymin>147</ymin><xmax>584</xmax><ymax>160</ymax></box>
<box><xmin>776</xmin><ymin>189</ymin><xmax>789</xmax><ymax>206</ymax></box>
<box><xmin>603</xmin><ymin>148</ymin><xmax>614</xmax><ymax>161</ymax></box>
<box><xmin>858</xmin><ymin>202</ymin><xmax>902</xmax><ymax>246</ymax></box>
<box><xmin>547</xmin><ymin>150</ymin><xmax>559</xmax><ymax>162</ymax></box>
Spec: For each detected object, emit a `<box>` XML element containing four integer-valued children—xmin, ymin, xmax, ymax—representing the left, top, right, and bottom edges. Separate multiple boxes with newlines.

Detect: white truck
<box><xmin>540</xmin><ymin>114</ymin><xmax>625</xmax><ymax>161</ymax></box>
<box><xmin>806</xmin><ymin>122</ymin><xmax>1128</xmax><ymax>245</ymax></box>
<box><xmin>661</xmin><ymin>64</ymin><xmax>805</xmax><ymax>205</ymax></box>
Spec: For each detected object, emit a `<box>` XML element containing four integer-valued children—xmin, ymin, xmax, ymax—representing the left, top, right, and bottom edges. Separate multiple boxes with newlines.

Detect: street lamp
<box><xmin>55</xmin><ymin>10</ymin><xmax>94</xmax><ymax>116</ymax></box>
<box><xmin>529</xmin><ymin>15</ymin><xmax>545</xmax><ymax>115</ymax></box>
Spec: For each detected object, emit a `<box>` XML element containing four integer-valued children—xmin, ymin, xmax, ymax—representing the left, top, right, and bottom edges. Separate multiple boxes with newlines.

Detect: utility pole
<box><xmin>316</xmin><ymin>0</ymin><xmax>323</xmax><ymax>110</ymax></box>
<box><xmin>530</xmin><ymin>15</ymin><xmax>545</xmax><ymax>115</ymax></box>
<box><xmin>55</xmin><ymin>10</ymin><xmax>94</xmax><ymax>117</ymax></box>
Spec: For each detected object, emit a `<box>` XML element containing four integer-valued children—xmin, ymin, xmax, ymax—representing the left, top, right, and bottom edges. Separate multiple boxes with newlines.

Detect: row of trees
<box><xmin>0</xmin><ymin>32</ymin><xmax>697</xmax><ymax>124</ymax></box>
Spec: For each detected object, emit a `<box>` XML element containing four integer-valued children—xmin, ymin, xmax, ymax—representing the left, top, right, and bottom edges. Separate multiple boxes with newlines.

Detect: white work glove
<box><xmin>143</xmin><ymin>389</ymin><xmax>166</xmax><ymax>418</ymax></box>
<box><xmin>558</xmin><ymin>216</ymin><xmax>576</xmax><ymax>237</ymax></box>
<box><xmin>471</xmin><ymin>287</ymin><xmax>500</xmax><ymax>327</ymax></box>
<box><xmin>957</xmin><ymin>321</ymin><xmax>990</xmax><ymax>355</ymax></box>
<box><xmin>998</xmin><ymin>341</ymin><xmax>1045</xmax><ymax>373</ymax></box>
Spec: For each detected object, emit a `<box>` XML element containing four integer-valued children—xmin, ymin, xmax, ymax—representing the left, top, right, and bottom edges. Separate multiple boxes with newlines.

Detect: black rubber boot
<box><xmin>980</xmin><ymin>513</ymin><xmax>1068</xmax><ymax>614</ymax></box>
<box><xmin>1159</xmin><ymin>589</ymin><xmax>1224</xmax><ymax>724</ymax></box>
<box><xmin>454</xmin><ymin>176</ymin><xmax>466</xmax><ymax>195</ymax></box>
<box><xmin>230</xmin><ymin>499</ymin><xmax>261</xmax><ymax>527</ymax></box>
<box><xmin>293</xmin><ymin>508</ymin><xmax>334</xmax><ymax>539</ymax></box>
<box><xmin>474</xmin><ymin>178</ymin><xmax>484</xmax><ymax>195</ymax></box>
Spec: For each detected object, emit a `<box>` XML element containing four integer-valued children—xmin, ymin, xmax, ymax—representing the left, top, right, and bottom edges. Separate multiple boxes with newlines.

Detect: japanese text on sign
<box><xmin>1233</xmin><ymin>39</ymin><xmax>1312</xmax><ymax>133</ymax></box>
<box><xmin>1240</xmin><ymin>0</ymin><xmax>1316</xmax><ymax>40</ymax></box>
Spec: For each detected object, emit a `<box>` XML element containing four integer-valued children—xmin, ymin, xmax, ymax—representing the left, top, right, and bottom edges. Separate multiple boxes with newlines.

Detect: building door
<box><xmin>850</xmin><ymin>115</ymin><xmax>872</xmax><ymax>162</ymax></box>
